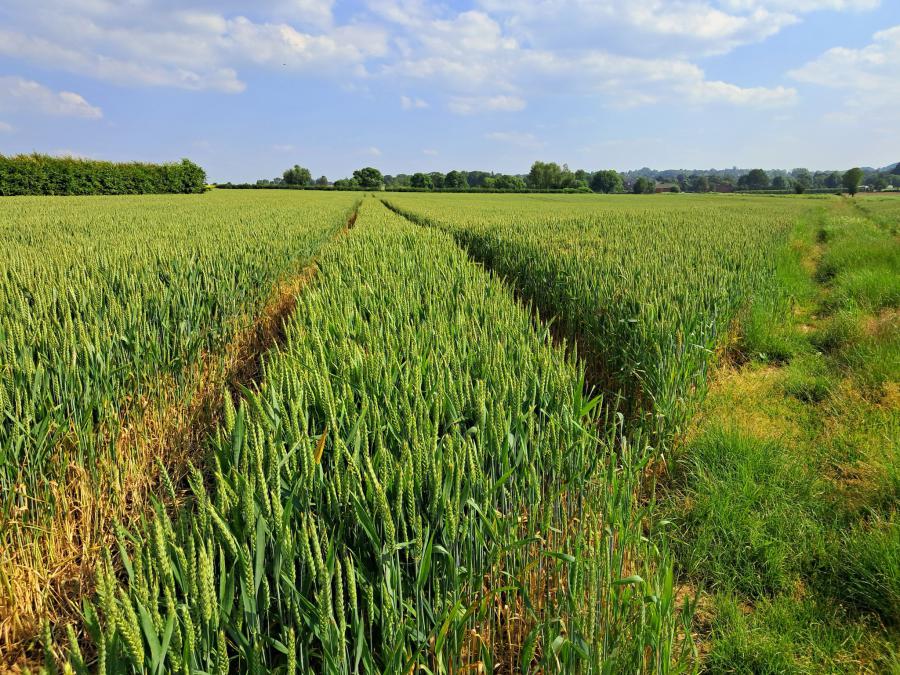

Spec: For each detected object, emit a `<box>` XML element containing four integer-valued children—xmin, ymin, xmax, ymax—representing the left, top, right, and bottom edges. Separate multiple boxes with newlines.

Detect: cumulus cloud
<box><xmin>0</xmin><ymin>121</ymin><xmax>13</xmax><ymax>132</ymax></box>
<box><xmin>722</xmin><ymin>0</ymin><xmax>878</xmax><ymax>11</ymax></box>
<box><xmin>0</xmin><ymin>76</ymin><xmax>102</xmax><ymax>118</ymax></box>
<box><xmin>789</xmin><ymin>25</ymin><xmax>900</xmax><ymax>115</ymax></box>
<box><xmin>484</xmin><ymin>131</ymin><xmax>544</xmax><ymax>148</ymax></box>
<box><xmin>476</xmin><ymin>0</ymin><xmax>876</xmax><ymax>57</ymax></box>
<box><xmin>401</xmin><ymin>95</ymin><xmax>429</xmax><ymax>109</ymax></box>
<box><xmin>371</xmin><ymin>2</ymin><xmax>798</xmax><ymax>112</ymax></box>
<box><xmin>0</xmin><ymin>3</ymin><xmax>386</xmax><ymax>94</ymax></box>
<box><xmin>0</xmin><ymin>0</ymin><xmax>868</xmax><ymax>115</ymax></box>
<box><xmin>449</xmin><ymin>95</ymin><xmax>526</xmax><ymax>115</ymax></box>
<box><xmin>686</xmin><ymin>80</ymin><xmax>797</xmax><ymax>106</ymax></box>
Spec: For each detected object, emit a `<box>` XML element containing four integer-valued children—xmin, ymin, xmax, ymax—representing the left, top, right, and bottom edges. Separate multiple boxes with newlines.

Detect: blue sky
<box><xmin>0</xmin><ymin>0</ymin><xmax>898</xmax><ymax>182</ymax></box>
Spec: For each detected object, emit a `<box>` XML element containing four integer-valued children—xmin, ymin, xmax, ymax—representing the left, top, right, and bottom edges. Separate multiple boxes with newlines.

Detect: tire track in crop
<box><xmin>379</xmin><ymin>198</ymin><xmax>629</xmax><ymax>422</ymax></box>
<box><xmin>4</xmin><ymin>200</ymin><xmax>362</xmax><ymax>669</ymax></box>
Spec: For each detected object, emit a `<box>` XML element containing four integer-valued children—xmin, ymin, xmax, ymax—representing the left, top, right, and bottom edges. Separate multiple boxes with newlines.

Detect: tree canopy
<box><xmin>444</xmin><ymin>170</ymin><xmax>468</xmax><ymax>189</ymax></box>
<box><xmin>633</xmin><ymin>177</ymin><xmax>655</xmax><ymax>194</ymax></box>
<box><xmin>283</xmin><ymin>165</ymin><xmax>312</xmax><ymax>186</ymax></box>
<box><xmin>590</xmin><ymin>170</ymin><xmax>623</xmax><ymax>194</ymax></box>
<box><xmin>739</xmin><ymin>169</ymin><xmax>770</xmax><ymax>191</ymax></box>
<box><xmin>410</xmin><ymin>172</ymin><xmax>433</xmax><ymax>189</ymax></box>
<box><xmin>843</xmin><ymin>167</ymin><xmax>864</xmax><ymax>196</ymax></box>
<box><xmin>353</xmin><ymin>167</ymin><xmax>384</xmax><ymax>189</ymax></box>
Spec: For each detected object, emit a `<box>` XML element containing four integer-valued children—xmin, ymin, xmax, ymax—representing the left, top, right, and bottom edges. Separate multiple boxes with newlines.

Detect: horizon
<box><xmin>1</xmin><ymin>1</ymin><xmax>899</xmax><ymax>182</ymax></box>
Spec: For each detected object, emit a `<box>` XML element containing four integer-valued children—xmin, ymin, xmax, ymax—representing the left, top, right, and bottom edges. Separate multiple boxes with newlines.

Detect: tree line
<box><xmin>244</xmin><ymin>161</ymin><xmax>899</xmax><ymax>196</ymax></box>
<box><xmin>0</xmin><ymin>154</ymin><xmax>207</xmax><ymax>196</ymax></box>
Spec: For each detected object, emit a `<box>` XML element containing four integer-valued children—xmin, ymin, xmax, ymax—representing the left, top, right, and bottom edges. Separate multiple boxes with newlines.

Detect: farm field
<box><xmin>0</xmin><ymin>190</ymin><xmax>897</xmax><ymax>672</ymax></box>
<box><xmin>383</xmin><ymin>193</ymin><xmax>813</xmax><ymax>440</ymax></box>
<box><xmin>0</xmin><ymin>191</ymin><xmax>358</xmax><ymax>661</ymax></box>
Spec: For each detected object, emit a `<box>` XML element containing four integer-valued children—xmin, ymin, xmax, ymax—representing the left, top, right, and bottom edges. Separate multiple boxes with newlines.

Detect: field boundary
<box><xmin>1</xmin><ymin>199</ymin><xmax>361</xmax><ymax>669</ymax></box>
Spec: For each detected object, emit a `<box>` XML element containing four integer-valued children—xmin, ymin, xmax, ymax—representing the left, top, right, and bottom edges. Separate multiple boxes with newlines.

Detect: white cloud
<box><xmin>0</xmin><ymin>28</ymin><xmax>245</xmax><ymax>93</ymax></box>
<box><xmin>484</xmin><ymin>131</ymin><xmax>544</xmax><ymax>148</ymax></box>
<box><xmin>789</xmin><ymin>25</ymin><xmax>900</xmax><ymax>115</ymax></box>
<box><xmin>374</xmin><ymin>2</ymin><xmax>796</xmax><ymax>112</ymax></box>
<box><xmin>272</xmin><ymin>143</ymin><xmax>295</xmax><ymax>152</ymax></box>
<box><xmin>0</xmin><ymin>76</ymin><xmax>102</xmax><ymax>119</ymax></box>
<box><xmin>687</xmin><ymin>81</ymin><xmax>797</xmax><ymax>106</ymax></box>
<box><xmin>722</xmin><ymin>1</ymin><xmax>878</xmax><ymax>11</ymax></box>
<box><xmin>0</xmin><ymin>3</ymin><xmax>386</xmax><ymax>94</ymax></box>
<box><xmin>449</xmin><ymin>95</ymin><xmax>526</xmax><ymax>115</ymax></box>
<box><xmin>274</xmin><ymin>0</ymin><xmax>336</xmax><ymax>28</ymax></box>
<box><xmin>514</xmin><ymin>50</ymin><xmax>796</xmax><ymax>109</ymax></box>
<box><xmin>401</xmin><ymin>95</ymin><xmax>429</xmax><ymax>109</ymax></box>
<box><xmin>422</xmin><ymin>148</ymin><xmax>438</xmax><ymax>155</ymax></box>
<box><xmin>0</xmin><ymin>0</ymin><xmax>859</xmax><ymax>118</ymax></box>
<box><xmin>0</xmin><ymin>121</ymin><xmax>13</xmax><ymax>132</ymax></box>
<box><xmin>475</xmin><ymin>0</ymin><xmax>876</xmax><ymax>57</ymax></box>
<box><xmin>364</xmin><ymin>146</ymin><xmax>382</xmax><ymax>156</ymax></box>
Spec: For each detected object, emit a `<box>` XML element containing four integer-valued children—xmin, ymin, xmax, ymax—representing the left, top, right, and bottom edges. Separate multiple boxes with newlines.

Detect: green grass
<box><xmin>704</xmin><ymin>592</ymin><xmax>891</xmax><ymax>674</ymax></box>
<box><xmin>781</xmin><ymin>353</ymin><xmax>836</xmax><ymax>403</ymax></box>
<box><xmin>672</xmin><ymin>428</ymin><xmax>826</xmax><ymax>599</ymax></box>
<box><xmin>666</xmin><ymin>196</ymin><xmax>900</xmax><ymax>671</ymax></box>
<box><xmin>824</xmin><ymin>517</ymin><xmax>900</xmax><ymax>626</ymax></box>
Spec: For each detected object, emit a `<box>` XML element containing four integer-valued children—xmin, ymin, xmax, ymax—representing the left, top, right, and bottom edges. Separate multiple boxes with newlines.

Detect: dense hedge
<box><xmin>0</xmin><ymin>154</ymin><xmax>207</xmax><ymax>196</ymax></box>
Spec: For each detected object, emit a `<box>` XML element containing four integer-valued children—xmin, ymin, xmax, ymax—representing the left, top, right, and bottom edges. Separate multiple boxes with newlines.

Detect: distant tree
<box><xmin>791</xmin><ymin>168</ymin><xmax>812</xmax><ymax>194</ymax></box>
<box><xmin>574</xmin><ymin>169</ymin><xmax>590</xmax><ymax>183</ymax></box>
<box><xmin>741</xmin><ymin>169</ymin><xmax>770</xmax><ymax>190</ymax></box>
<box><xmin>333</xmin><ymin>177</ymin><xmax>359</xmax><ymax>189</ymax></box>
<box><xmin>843</xmin><ymin>167</ymin><xmax>864</xmax><ymax>196</ymax></box>
<box><xmin>467</xmin><ymin>171</ymin><xmax>491</xmax><ymax>188</ymax></box>
<box><xmin>590</xmin><ymin>170</ymin><xmax>623</xmax><ymax>194</ymax></box>
<box><xmin>558</xmin><ymin>165</ymin><xmax>577</xmax><ymax>189</ymax></box>
<box><xmin>670</xmin><ymin>184</ymin><xmax>681</xmax><ymax>193</ymax></box>
<box><xmin>892</xmin><ymin>163</ymin><xmax>900</xmax><ymax>176</ymax></box>
<box><xmin>687</xmin><ymin>175</ymin><xmax>709</xmax><ymax>193</ymax></box>
<box><xmin>410</xmin><ymin>172</ymin><xmax>433</xmax><ymax>189</ymax></box>
<box><xmin>444</xmin><ymin>170</ymin><xmax>468</xmax><ymax>189</ymax></box>
<box><xmin>633</xmin><ymin>177</ymin><xmax>655</xmax><ymax>194</ymax></box>
<box><xmin>430</xmin><ymin>172</ymin><xmax>445</xmax><ymax>189</ymax></box>
<box><xmin>527</xmin><ymin>161</ymin><xmax>563</xmax><ymax>190</ymax></box>
<box><xmin>871</xmin><ymin>173</ymin><xmax>890</xmax><ymax>191</ymax></box>
<box><xmin>492</xmin><ymin>174</ymin><xmax>527</xmax><ymax>190</ymax></box>
<box><xmin>315</xmin><ymin>175</ymin><xmax>329</xmax><ymax>186</ymax></box>
<box><xmin>256</xmin><ymin>179</ymin><xmax>272</xmax><ymax>186</ymax></box>
<box><xmin>771</xmin><ymin>175</ymin><xmax>790</xmax><ymax>190</ymax></box>
<box><xmin>824</xmin><ymin>171</ymin><xmax>842</xmax><ymax>189</ymax></box>
<box><xmin>283</xmin><ymin>164</ymin><xmax>312</xmax><ymax>186</ymax></box>
<box><xmin>353</xmin><ymin>167</ymin><xmax>383</xmax><ymax>189</ymax></box>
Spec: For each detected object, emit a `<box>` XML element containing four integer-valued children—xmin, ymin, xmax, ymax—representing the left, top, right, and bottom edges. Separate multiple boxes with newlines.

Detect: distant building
<box><xmin>655</xmin><ymin>182</ymin><xmax>679</xmax><ymax>193</ymax></box>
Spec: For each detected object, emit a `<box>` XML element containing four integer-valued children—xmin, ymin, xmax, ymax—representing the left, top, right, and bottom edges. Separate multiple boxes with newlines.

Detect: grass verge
<box><xmin>666</xmin><ymin>196</ymin><xmax>900</xmax><ymax>672</ymax></box>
